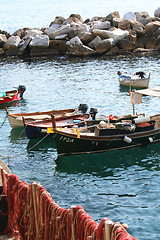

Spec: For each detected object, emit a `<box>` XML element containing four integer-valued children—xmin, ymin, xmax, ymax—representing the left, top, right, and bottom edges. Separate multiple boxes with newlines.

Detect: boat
<box><xmin>118</xmin><ymin>72</ymin><xmax>150</xmax><ymax>88</ymax></box>
<box><xmin>51</xmin><ymin>113</ymin><xmax>160</xmax><ymax>156</ymax></box>
<box><xmin>6</xmin><ymin>108</ymin><xmax>77</xmax><ymax>128</ymax></box>
<box><xmin>0</xmin><ymin>85</ymin><xmax>26</xmax><ymax>105</ymax></box>
<box><xmin>24</xmin><ymin>113</ymin><xmax>91</xmax><ymax>139</ymax></box>
<box><xmin>6</xmin><ymin>103</ymin><xmax>89</xmax><ymax>128</ymax></box>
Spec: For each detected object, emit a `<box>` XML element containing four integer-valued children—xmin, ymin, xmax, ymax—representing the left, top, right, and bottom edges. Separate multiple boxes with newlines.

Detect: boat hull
<box><xmin>25</xmin><ymin>114</ymin><xmax>90</xmax><ymax>139</ymax></box>
<box><xmin>7</xmin><ymin>109</ymin><xmax>76</xmax><ymax>128</ymax></box>
<box><xmin>54</xmin><ymin>128</ymin><xmax>160</xmax><ymax>156</ymax></box>
<box><xmin>118</xmin><ymin>76</ymin><xmax>150</xmax><ymax>88</ymax></box>
<box><xmin>0</xmin><ymin>91</ymin><xmax>20</xmax><ymax>105</ymax></box>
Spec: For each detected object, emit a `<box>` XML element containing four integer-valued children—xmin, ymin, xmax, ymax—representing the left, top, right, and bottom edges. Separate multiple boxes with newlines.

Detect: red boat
<box><xmin>0</xmin><ymin>85</ymin><xmax>26</xmax><ymax>105</ymax></box>
<box><xmin>24</xmin><ymin>113</ymin><xmax>91</xmax><ymax>139</ymax></box>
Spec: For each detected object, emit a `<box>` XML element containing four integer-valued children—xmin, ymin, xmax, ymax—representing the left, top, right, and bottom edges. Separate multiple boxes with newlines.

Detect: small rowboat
<box><xmin>6</xmin><ymin>108</ymin><xmax>77</xmax><ymax>128</ymax></box>
<box><xmin>24</xmin><ymin>113</ymin><xmax>91</xmax><ymax>139</ymax></box>
<box><xmin>0</xmin><ymin>85</ymin><xmax>26</xmax><ymax>105</ymax></box>
<box><xmin>118</xmin><ymin>73</ymin><xmax>150</xmax><ymax>88</ymax></box>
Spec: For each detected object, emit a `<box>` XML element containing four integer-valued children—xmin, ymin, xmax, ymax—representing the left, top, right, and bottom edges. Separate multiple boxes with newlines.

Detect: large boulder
<box><xmin>88</xmin><ymin>36</ymin><xmax>102</xmax><ymax>49</ymax></box>
<box><xmin>99</xmin><ymin>28</ymin><xmax>129</xmax><ymax>42</ymax></box>
<box><xmin>29</xmin><ymin>35</ymin><xmax>49</xmax><ymax>48</ymax></box>
<box><xmin>145</xmin><ymin>21</ymin><xmax>160</xmax><ymax>35</ymax></box>
<box><xmin>91</xmin><ymin>21</ymin><xmax>111</xmax><ymax>30</ymax></box>
<box><xmin>49</xmin><ymin>16</ymin><xmax>66</xmax><ymax>27</ymax></box>
<box><xmin>68</xmin><ymin>22</ymin><xmax>90</xmax><ymax>39</ymax></box>
<box><xmin>95</xmin><ymin>38</ymin><xmax>115</xmax><ymax>54</ymax></box>
<box><xmin>119</xmin><ymin>38</ymin><xmax>137</xmax><ymax>51</ymax></box>
<box><xmin>46</xmin><ymin>24</ymin><xmax>70</xmax><ymax>40</ymax></box>
<box><xmin>23</xmin><ymin>29</ymin><xmax>43</xmax><ymax>39</ymax></box>
<box><xmin>130</xmin><ymin>20</ymin><xmax>145</xmax><ymax>35</ymax></box>
<box><xmin>66</xmin><ymin>36</ymin><xmax>96</xmax><ymax>56</ymax></box>
<box><xmin>105</xmin><ymin>11</ymin><xmax>121</xmax><ymax>23</ymax></box>
<box><xmin>123</xmin><ymin>12</ymin><xmax>136</xmax><ymax>21</ymax></box>
<box><xmin>0</xmin><ymin>34</ymin><xmax>7</xmax><ymax>48</ymax></box>
<box><xmin>118</xmin><ymin>20</ymin><xmax>131</xmax><ymax>30</ymax></box>
<box><xmin>135</xmin><ymin>12</ymin><xmax>150</xmax><ymax>20</ymax></box>
<box><xmin>92</xmin><ymin>29</ymin><xmax>109</xmax><ymax>39</ymax></box>
<box><xmin>3</xmin><ymin>36</ymin><xmax>21</xmax><ymax>49</ymax></box>
<box><xmin>154</xmin><ymin>8</ymin><xmax>160</xmax><ymax>17</ymax></box>
<box><xmin>69</xmin><ymin>14</ymin><xmax>84</xmax><ymax>23</ymax></box>
<box><xmin>18</xmin><ymin>37</ymin><xmax>32</xmax><ymax>55</ymax></box>
<box><xmin>78</xmin><ymin>32</ymin><xmax>93</xmax><ymax>44</ymax></box>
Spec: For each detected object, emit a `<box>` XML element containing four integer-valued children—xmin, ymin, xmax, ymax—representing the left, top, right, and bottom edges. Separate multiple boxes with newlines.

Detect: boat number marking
<box><xmin>60</xmin><ymin>136</ymin><xmax>74</xmax><ymax>143</ymax></box>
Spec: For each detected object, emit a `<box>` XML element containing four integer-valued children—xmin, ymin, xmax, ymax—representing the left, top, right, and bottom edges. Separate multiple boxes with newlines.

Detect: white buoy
<box><xmin>132</xmin><ymin>116</ymin><xmax>150</xmax><ymax>124</ymax></box>
<box><xmin>122</xmin><ymin>135</ymin><xmax>132</xmax><ymax>144</ymax></box>
<box><xmin>148</xmin><ymin>137</ymin><xmax>153</xmax><ymax>143</ymax></box>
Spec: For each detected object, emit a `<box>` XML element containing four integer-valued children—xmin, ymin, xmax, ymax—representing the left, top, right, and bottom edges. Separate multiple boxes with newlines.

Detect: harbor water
<box><xmin>0</xmin><ymin>1</ymin><xmax>160</xmax><ymax>239</ymax></box>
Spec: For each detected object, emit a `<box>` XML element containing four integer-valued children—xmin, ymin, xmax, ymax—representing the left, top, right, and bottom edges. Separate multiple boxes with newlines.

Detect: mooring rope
<box><xmin>0</xmin><ymin>114</ymin><xmax>7</xmax><ymax>129</ymax></box>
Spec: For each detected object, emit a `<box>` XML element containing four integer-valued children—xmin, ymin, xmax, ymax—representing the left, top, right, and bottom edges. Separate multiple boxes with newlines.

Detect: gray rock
<box><xmin>88</xmin><ymin>36</ymin><xmax>102</xmax><ymax>49</ymax></box>
<box><xmin>29</xmin><ymin>35</ymin><xmax>49</xmax><ymax>48</ymax></box>
<box><xmin>3</xmin><ymin>36</ymin><xmax>21</xmax><ymax>49</ymax></box>
<box><xmin>0</xmin><ymin>34</ymin><xmax>7</xmax><ymax>47</ymax></box>
<box><xmin>154</xmin><ymin>7</ymin><xmax>160</xmax><ymax>18</ymax></box>
<box><xmin>95</xmin><ymin>38</ymin><xmax>115</xmax><ymax>54</ymax></box>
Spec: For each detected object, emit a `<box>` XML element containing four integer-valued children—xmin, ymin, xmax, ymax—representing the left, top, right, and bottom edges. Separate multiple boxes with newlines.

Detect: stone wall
<box><xmin>0</xmin><ymin>8</ymin><xmax>160</xmax><ymax>57</ymax></box>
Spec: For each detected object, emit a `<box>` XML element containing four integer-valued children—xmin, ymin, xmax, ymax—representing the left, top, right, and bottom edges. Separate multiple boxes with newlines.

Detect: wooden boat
<box><xmin>51</xmin><ymin>113</ymin><xmax>160</xmax><ymax>156</ymax></box>
<box><xmin>118</xmin><ymin>73</ymin><xmax>150</xmax><ymax>88</ymax></box>
<box><xmin>0</xmin><ymin>85</ymin><xmax>26</xmax><ymax>105</ymax></box>
<box><xmin>24</xmin><ymin>113</ymin><xmax>91</xmax><ymax>139</ymax></box>
<box><xmin>6</xmin><ymin>108</ymin><xmax>77</xmax><ymax>128</ymax></box>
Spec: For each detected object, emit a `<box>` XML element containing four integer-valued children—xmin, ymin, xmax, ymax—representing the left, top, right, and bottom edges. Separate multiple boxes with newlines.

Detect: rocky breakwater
<box><xmin>0</xmin><ymin>7</ymin><xmax>160</xmax><ymax>57</ymax></box>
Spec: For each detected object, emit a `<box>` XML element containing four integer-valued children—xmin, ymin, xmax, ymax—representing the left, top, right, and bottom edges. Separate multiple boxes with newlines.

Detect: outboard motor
<box><xmin>78</xmin><ymin>104</ymin><xmax>88</xmax><ymax>113</ymax></box>
<box><xmin>18</xmin><ymin>85</ymin><xmax>26</xmax><ymax>98</ymax></box>
<box><xmin>89</xmin><ymin>108</ymin><xmax>98</xmax><ymax>120</ymax></box>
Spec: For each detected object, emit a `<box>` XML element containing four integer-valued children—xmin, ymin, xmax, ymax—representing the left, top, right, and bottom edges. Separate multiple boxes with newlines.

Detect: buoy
<box><xmin>122</xmin><ymin>135</ymin><xmax>132</xmax><ymax>144</ymax></box>
<box><xmin>132</xmin><ymin>116</ymin><xmax>150</xmax><ymax>124</ymax></box>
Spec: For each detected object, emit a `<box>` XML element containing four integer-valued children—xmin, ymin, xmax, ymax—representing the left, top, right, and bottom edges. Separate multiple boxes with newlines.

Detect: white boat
<box><xmin>118</xmin><ymin>73</ymin><xmax>150</xmax><ymax>88</ymax></box>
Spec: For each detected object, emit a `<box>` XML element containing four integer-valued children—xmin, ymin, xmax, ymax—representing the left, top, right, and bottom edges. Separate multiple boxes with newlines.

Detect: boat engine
<box><xmin>78</xmin><ymin>104</ymin><xmax>88</xmax><ymax>113</ymax></box>
<box><xmin>89</xmin><ymin>108</ymin><xmax>98</xmax><ymax>120</ymax></box>
<box><xmin>18</xmin><ymin>85</ymin><xmax>26</xmax><ymax>98</ymax></box>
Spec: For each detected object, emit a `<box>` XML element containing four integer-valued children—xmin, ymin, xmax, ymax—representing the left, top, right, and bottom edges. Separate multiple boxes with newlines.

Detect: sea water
<box><xmin>0</xmin><ymin>1</ymin><xmax>160</xmax><ymax>239</ymax></box>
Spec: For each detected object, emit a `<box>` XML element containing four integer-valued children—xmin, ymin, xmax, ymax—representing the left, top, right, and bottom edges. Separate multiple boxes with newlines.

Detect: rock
<box><xmin>119</xmin><ymin>38</ymin><xmax>137</xmax><ymax>51</ymax></box>
<box><xmin>3</xmin><ymin>36</ymin><xmax>21</xmax><ymax>49</ymax></box>
<box><xmin>48</xmin><ymin>24</ymin><xmax>70</xmax><ymax>39</ymax></box>
<box><xmin>66</xmin><ymin>36</ymin><xmax>96</xmax><ymax>56</ymax></box>
<box><xmin>88</xmin><ymin>36</ymin><xmax>102</xmax><ymax>49</ymax></box>
<box><xmin>137</xmin><ymin>35</ymin><xmax>152</xmax><ymax>48</ymax></box>
<box><xmin>105</xmin><ymin>46</ymin><xmax>119</xmax><ymax>56</ymax></box>
<box><xmin>66</xmin><ymin>36</ymin><xmax>83</xmax><ymax>48</ymax></box>
<box><xmin>0</xmin><ymin>48</ymin><xmax>5</xmax><ymax>55</ymax></box>
<box><xmin>137</xmin><ymin>17</ymin><xmax>152</xmax><ymax>26</ymax></box>
<box><xmin>112</xmin><ymin>18</ymin><xmax>122</xmax><ymax>28</ymax></box>
<box><xmin>91</xmin><ymin>21</ymin><xmax>111</xmax><ymax>30</ymax></box>
<box><xmin>152</xmin><ymin>27</ymin><xmax>160</xmax><ymax>37</ymax></box>
<box><xmin>135</xmin><ymin>12</ymin><xmax>150</xmax><ymax>20</ymax></box>
<box><xmin>118</xmin><ymin>20</ymin><xmax>131</xmax><ymax>30</ymax></box>
<box><xmin>145</xmin><ymin>21</ymin><xmax>160</xmax><ymax>35</ymax></box>
<box><xmin>90</xmin><ymin>16</ymin><xmax>103</xmax><ymax>22</ymax></box>
<box><xmin>92</xmin><ymin>29</ymin><xmax>109</xmax><ymax>39</ymax></box>
<box><xmin>130</xmin><ymin>20</ymin><xmax>145</xmax><ymax>35</ymax></box>
<box><xmin>49</xmin><ymin>40</ymin><xmax>67</xmax><ymax>54</ymax></box>
<box><xmin>13</xmin><ymin>27</ymin><xmax>32</xmax><ymax>38</ymax></box>
<box><xmin>23</xmin><ymin>29</ymin><xmax>43</xmax><ymax>39</ymax></box>
<box><xmin>29</xmin><ymin>35</ymin><xmax>49</xmax><ymax>48</ymax></box>
<box><xmin>146</xmin><ymin>37</ymin><xmax>157</xmax><ymax>48</ymax></box>
<box><xmin>154</xmin><ymin>7</ymin><xmax>160</xmax><ymax>17</ymax></box>
<box><xmin>0</xmin><ymin>34</ymin><xmax>7</xmax><ymax>47</ymax></box>
<box><xmin>49</xmin><ymin>16</ymin><xmax>66</xmax><ymax>27</ymax></box>
<box><xmin>18</xmin><ymin>36</ymin><xmax>32</xmax><ymax>55</ymax></box>
<box><xmin>68</xmin><ymin>22</ymin><xmax>90</xmax><ymax>39</ymax></box>
<box><xmin>78</xmin><ymin>32</ymin><xmax>93</xmax><ymax>44</ymax></box>
<box><xmin>123</xmin><ymin>12</ymin><xmax>136</xmax><ymax>21</ymax></box>
<box><xmin>101</xmin><ymin>28</ymin><xmax>129</xmax><ymax>42</ymax></box>
<box><xmin>95</xmin><ymin>38</ymin><xmax>115</xmax><ymax>54</ymax></box>
<box><xmin>69</xmin><ymin>14</ymin><xmax>84</xmax><ymax>23</ymax></box>
<box><xmin>105</xmin><ymin>11</ymin><xmax>121</xmax><ymax>22</ymax></box>
<box><xmin>44</xmin><ymin>26</ymin><xmax>60</xmax><ymax>39</ymax></box>
<box><xmin>55</xmin><ymin>34</ymin><xmax>68</xmax><ymax>40</ymax></box>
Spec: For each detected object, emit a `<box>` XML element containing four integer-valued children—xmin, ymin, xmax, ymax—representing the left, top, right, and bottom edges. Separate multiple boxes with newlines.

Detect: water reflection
<box><xmin>55</xmin><ymin>144</ymin><xmax>160</xmax><ymax>176</ymax></box>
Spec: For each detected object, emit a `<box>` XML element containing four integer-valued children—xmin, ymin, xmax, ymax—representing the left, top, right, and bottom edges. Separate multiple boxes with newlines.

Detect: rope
<box><xmin>0</xmin><ymin>114</ymin><xmax>7</xmax><ymax>128</ymax></box>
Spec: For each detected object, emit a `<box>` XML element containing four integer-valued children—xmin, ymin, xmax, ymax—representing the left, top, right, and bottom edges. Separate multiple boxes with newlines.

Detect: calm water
<box><xmin>0</xmin><ymin>1</ymin><xmax>160</xmax><ymax>239</ymax></box>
